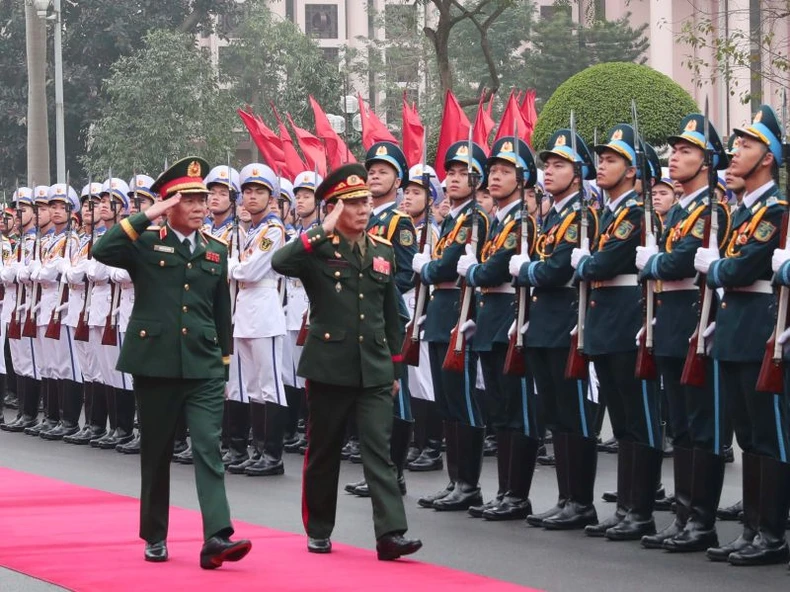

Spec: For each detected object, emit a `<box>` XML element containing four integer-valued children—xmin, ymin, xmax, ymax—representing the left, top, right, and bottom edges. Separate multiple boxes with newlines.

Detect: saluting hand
<box><xmin>145</xmin><ymin>192</ymin><xmax>183</xmax><ymax>222</ymax></box>
<box><xmin>322</xmin><ymin>200</ymin><xmax>344</xmax><ymax>235</ymax></box>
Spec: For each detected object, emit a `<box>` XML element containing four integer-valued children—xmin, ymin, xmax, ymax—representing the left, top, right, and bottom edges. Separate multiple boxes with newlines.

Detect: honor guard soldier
<box><xmin>203</xmin><ymin>165</ymin><xmax>250</xmax><ymax>468</ymax></box>
<box><xmin>700</xmin><ymin>105</ymin><xmax>789</xmax><ymax>566</ymax></box>
<box><xmin>272</xmin><ymin>163</ymin><xmax>422</xmax><ymax>560</ymax></box>
<box><xmin>0</xmin><ymin>204</ymin><xmax>13</xmax><ymax>421</ymax></box>
<box><xmin>0</xmin><ymin>187</ymin><xmax>40</xmax><ymax>433</ymax></box>
<box><xmin>92</xmin><ymin>156</ymin><xmax>251</xmax><ymax>568</ymax></box>
<box><xmin>226</xmin><ymin>163</ymin><xmax>288</xmax><ymax>477</ymax></box>
<box><xmin>282</xmin><ymin>170</ymin><xmax>323</xmax><ymax>455</ymax></box>
<box><xmin>636</xmin><ymin>114</ymin><xmax>730</xmax><ymax>552</ymax></box>
<box><xmin>455</xmin><ymin>137</ymin><xmax>539</xmax><ymax>520</ymax></box>
<box><xmin>343</xmin><ymin>142</ymin><xmax>417</xmax><ymax>497</ymax></box>
<box><xmin>410</xmin><ymin>140</ymin><xmax>489</xmax><ymax>511</ymax></box>
<box><xmin>511</xmin><ymin>129</ymin><xmax>601</xmax><ymax>530</ymax></box>
<box><xmin>278</xmin><ymin>177</ymin><xmax>296</xmax><ymax>236</ymax></box>
<box><xmin>571</xmin><ymin>124</ymin><xmax>663</xmax><ymax>541</ymax></box>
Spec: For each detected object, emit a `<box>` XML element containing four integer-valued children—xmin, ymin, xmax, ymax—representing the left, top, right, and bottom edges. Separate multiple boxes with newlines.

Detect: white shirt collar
<box><xmin>606</xmin><ymin>190</ymin><xmax>633</xmax><ymax>212</ymax></box>
<box><xmin>449</xmin><ymin>199</ymin><xmax>473</xmax><ymax>220</ymax></box>
<box><xmin>553</xmin><ymin>192</ymin><xmax>578</xmax><ymax>213</ymax></box>
<box><xmin>679</xmin><ymin>186</ymin><xmax>706</xmax><ymax>209</ymax></box>
<box><xmin>496</xmin><ymin>199</ymin><xmax>520</xmax><ymax>222</ymax></box>
<box><xmin>372</xmin><ymin>200</ymin><xmax>396</xmax><ymax>217</ymax></box>
<box><xmin>742</xmin><ymin>181</ymin><xmax>776</xmax><ymax>209</ymax></box>
<box><xmin>170</xmin><ymin>226</ymin><xmax>196</xmax><ymax>251</ymax></box>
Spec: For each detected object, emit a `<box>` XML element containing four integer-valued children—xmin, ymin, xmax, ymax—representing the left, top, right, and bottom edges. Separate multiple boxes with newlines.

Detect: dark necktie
<box><xmin>182</xmin><ymin>237</ymin><xmax>192</xmax><ymax>255</ymax></box>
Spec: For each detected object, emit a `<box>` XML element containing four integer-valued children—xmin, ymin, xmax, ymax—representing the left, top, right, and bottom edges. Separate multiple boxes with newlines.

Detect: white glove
<box><xmin>456</xmin><ymin>244</ymin><xmax>478</xmax><ymax>278</ymax></box>
<box><xmin>35</xmin><ymin>260</ymin><xmax>60</xmax><ymax>283</ymax></box>
<box><xmin>0</xmin><ymin>264</ymin><xmax>14</xmax><ymax>284</ymax></box>
<box><xmin>412</xmin><ymin>252</ymin><xmax>431</xmax><ymax>274</ymax></box>
<box><xmin>508</xmin><ymin>319</ymin><xmax>516</xmax><ymax>339</ymax></box>
<box><xmin>694</xmin><ymin>247</ymin><xmax>719</xmax><ymax>274</ymax></box>
<box><xmin>65</xmin><ymin>259</ymin><xmax>88</xmax><ymax>284</ymax></box>
<box><xmin>509</xmin><ymin>254</ymin><xmax>529</xmax><ymax>278</ymax></box>
<box><xmin>17</xmin><ymin>265</ymin><xmax>32</xmax><ymax>283</ymax></box>
<box><xmin>772</xmin><ymin>248</ymin><xmax>790</xmax><ymax>273</ymax></box>
<box><xmin>570</xmin><ymin>324</ymin><xmax>578</xmax><ymax>337</ymax></box>
<box><xmin>570</xmin><ymin>238</ymin><xmax>590</xmax><ymax>270</ymax></box>
<box><xmin>635</xmin><ymin>325</ymin><xmax>645</xmax><ymax>348</ymax></box>
<box><xmin>55</xmin><ymin>258</ymin><xmax>71</xmax><ymax>276</ymax></box>
<box><xmin>635</xmin><ymin>245</ymin><xmax>658</xmax><ymax>271</ymax></box>
<box><xmin>702</xmin><ymin>322</ymin><xmax>716</xmax><ymax>340</ymax></box>
<box><xmin>227</xmin><ymin>256</ymin><xmax>240</xmax><ymax>277</ymax></box>
<box><xmin>111</xmin><ymin>268</ymin><xmax>132</xmax><ymax>286</ymax></box>
<box><xmin>416</xmin><ymin>314</ymin><xmax>426</xmax><ymax>327</ymax></box>
<box><xmin>27</xmin><ymin>259</ymin><xmax>42</xmax><ymax>279</ymax></box>
<box><xmin>520</xmin><ymin>321</ymin><xmax>529</xmax><ymax>335</ymax></box>
<box><xmin>778</xmin><ymin>327</ymin><xmax>790</xmax><ymax>345</ymax></box>
<box><xmin>460</xmin><ymin>319</ymin><xmax>476</xmax><ymax>338</ymax></box>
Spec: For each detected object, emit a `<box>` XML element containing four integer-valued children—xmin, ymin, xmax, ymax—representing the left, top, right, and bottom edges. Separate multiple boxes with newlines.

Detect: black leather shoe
<box><xmin>707</xmin><ymin>535</ymin><xmax>755</xmax><ymax>562</ymax></box>
<box><xmin>728</xmin><ymin>538</ymin><xmax>789</xmax><ymax>566</ymax></box>
<box><xmin>353</xmin><ymin>482</ymin><xmax>371</xmax><ymax>497</ymax></box>
<box><xmin>469</xmin><ymin>496</ymin><xmax>503</xmax><ymax>518</ymax></box>
<box><xmin>483</xmin><ymin>436</ymin><xmax>498</xmax><ymax>457</ymax></box>
<box><xmin>284</xmin><ymin>435</ymin><xmax>307</xmax><ymax>453</ymax></box>
<box><xmin>407</xmin><ymin>448</ymin><xmax>443</xmax><ymax>472</ymax></box>
<box><xmin>172</xmin><ymin>439</ymin><xmax>189</xmax><ymax>456</ymax></box>
<box><xmin>307</xmin><ymin>537</ymin><xmax>331</xmax><ymax>554</ymax></box>
<box><xmin>585</xmin><ymin>510</ymin><xmax>626</xmax><ymax>537</ymax></box>
<box><xmin>482</xmin><ymin>497</ymin><xmax>532</xmax><ymax>521</ymax></box>
<box><xmin>144</xmin><ymin>540</ymin><xmax>168</xmax><ymax>563</ymax></box>
<box><xmin>598</xmin><ymin>437</ymin><xmax>618</xmax><ymax>454</ymax></box>
<box><xmin>64</xmin><ymin>426</ymin><xmax>105</xmax><ymax>444</ymax></box>
<box><xmin>723</xmin><ymin>445</ymin><xmax>734</xmax><ymax>463</ymax></box>
<box><xmin>173</xmin><ymin>446</ymin><xmax>194</xmax><ymax>465</ymax></box>
<box><xmin>40</xmin><ymin>422</ymin><xmax>80</xmax><ymax>441</ymax></box>
<box><xmin>4</xmin><ymin>394</ymin><xmax>18</xmax><ymax>410</ymax></box>
<box><xmin>663</xmin><ymin>525</ymin><xmax>718</xmax><ymax>553</ymax></box>
<box><xmin>117</xmin><ymin>433</ymin><xmax>141</xmax><ymax>454</ymax></box>
<box><xmin>642</xmin><ymin>519</ymin><xmax>685</xmax><ymax>549</ymax></box>
<box><xmin>199</xmin><ymin>536</ymin><xmax>252</xmax><ymax>569</ymax></box>
<box><xmin>537</xmin><ymin>452</ymin><xmax>555</xmax><ymax>466</ymax></box>
<box><xmin>717</xmin><ymin>499</ymin><xmax>743</xmax><ymax>521</ymax></box>
<box><xmin>654</xmin><ymin>492</ymin><xmax>676</xmax><ymax>512</ymax></box>
<box><xmin>542</xmin><ymin>502</ymin><xmax>598</xmax><ymax>530</ymax></box>
<box><xmin>525</xmin><ymin>500</ymin><xmax>565</xmax><ymax>527</ymax></box>
<box><xmin>406</xmin><ymin>445</ymin><xmax>420</xmax><ymax>464</ymax></box>
<box><xmin>417</xmin><ymin>482</ymin><xmax>454</xmax><ymax>508</ymax></box>
<box><xmin>345</xmin><ymin>478</ymin><xmax>366</xmax><ymax>494</ymax></box>
<box><xmin>376</xmin><ymin>533</ymin><xmax>422</xmax><ymax>561</ymax></box>
<box><xmin>432</xmin><ymin>483</ymin><xmax>482</xmax><ymax>511</ymax></box>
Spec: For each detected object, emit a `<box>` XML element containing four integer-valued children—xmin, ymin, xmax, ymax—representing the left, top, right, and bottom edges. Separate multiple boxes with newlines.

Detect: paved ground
<box><xmin>0</xmin><ymin>408</ymin><xmax>786</xmax><ymax>591</ymax></box>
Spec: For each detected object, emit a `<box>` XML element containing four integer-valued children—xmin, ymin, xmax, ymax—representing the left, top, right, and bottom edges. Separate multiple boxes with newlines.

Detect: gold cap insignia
<box><xmin>611</xmin><ymin>129</ymin><xmax>624</xmax><ymax>141</ymax></box>
<box><xmin>252</xmin><ymin>168</ymin><xmax>260</xmax><ymax>176</ymax></box>
<box><xmin>187</xmin><ymin>161</ymin><xmax>202</xmax><ymax>177</ymax></box>
<box><xmin>457</xmin><ymin>146</ymin><xmax>469</xmax><ymax>156</ymax></box>
<box><xmin>376</xmin><ymin>145</ymin><xmax>388</xmax><ymax>156</ymax></box>
<box><xmin>754</xmin><ymin>110</ymin><xmax>763</xmax><ymax>123</ymax></box>
<box><xmin>502</xmin><ymin>141</ymin><xmax>514</xmax><ymax>153</ymax></box>
<box><xmin>38</xmin><ymin>189</ymin><xmax>46</xmax><ymax>196</ymax></box>
<box><xmin>348</xmin><ymin>175</ymin><xmax>362</xmax><ymax>185</ymax></box>
<box><xmin>111</xmin><ymin>181</ymin><xmax>118</xmax><ymax>189</ymax></box>
<box><xmin>555</xmin><ymin>135</ymin><xmax>567</xmax><ymax>147</ymax></box>
<box><xmin>685</xmin><ymin>119</ymin><xmax>697</xmax><ymax>132</ymax></box>
<box><xmin>219</xmin><ymin>169</ymin><xmax>228</xmax><ymax>178</ymax></box>
<box><xmin>137</xmin><ymin>178</ymin><xmax>145</xmax><ymax>186</ymax></box>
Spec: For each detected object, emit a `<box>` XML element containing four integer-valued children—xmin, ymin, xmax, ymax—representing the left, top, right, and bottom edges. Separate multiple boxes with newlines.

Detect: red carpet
<box><xmin>0</xmin><ymin>468</ymin><xmax>540</xmax><ymax>592</ymax></box>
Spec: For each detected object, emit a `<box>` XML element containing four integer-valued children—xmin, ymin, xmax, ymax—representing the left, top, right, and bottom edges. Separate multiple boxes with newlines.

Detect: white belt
<box><xmin>482</xmin><ymin>284</ymin><xmax>516</xmax><ymax>295</ymax></box>
<box><xmin>592</xmin><ymin>274</ymin><xmax>638</xmax><ymax>289</ymax></box>
<box><xmin>726</xmin><ymin>280</ymin><xmax>773</xmax><ymax>295</ymax></box>
<box><xmin>239</xmin><ymin>279</ymin><xmax>278</xmax><ymax>290</ymax></box>
<box><xmin>656</xmin><ymin>278</ymin><xmax>697</xmax><ymax>292</ymax></box>
<box><xmin>436</xmin><ymin>281</ymin><xmax>460</xmax><ymax>290</ymax></box>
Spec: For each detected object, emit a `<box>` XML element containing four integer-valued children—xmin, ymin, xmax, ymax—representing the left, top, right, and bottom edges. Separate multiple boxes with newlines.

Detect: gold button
<box><xmin>139</xmin><ymin>330</ymin><xmax>147</xmax><ymax>338</ymax></box>
<box><xmin>532</xmin><ymin>295</ymin><xmax>538</xmax><ymax>302</ymax></box>
<box><xmin>721</xmin><ymin>302</ymin><xmax>727</xmax><ymax>309</ymax></box>
<box><xmin>324</xmin><ymin>332</ymin><xmax>331</xmax><ymax>340</ymax></box>
<box><xmin>187</xmin><ymin>262</ymin><xmax>192</xmax><ymax>269</ymax></box>
<box><xmin>181</xmin><ymin>327</ymin><xmax>188</xmax><ymax>335</ymax></box>
<box><xmin>590</xmin><ymin>301</ymin><xmax>596</xmax><ymax>308</ymax></box>
<box><xmin>479</xmin><ymin>302</ymin><xmax>484</xmax><ymax>308</ymax></box>
<box><xmin>359</xmin><ymin>335</ymin><xmax>364</xmax><ymax>342</ymax></box>
<box><xmin>159</xmin><ymin>260</ymin><xmax>165</xmax><ymax>267</ymax></box>
<box><xmin>359</xmin><ymin>273</ymin><xmax>363</xmax><ymax>278</ymax></box>
<box><xmin>184</xmin><ymin>284</ymin><xmax>190</xmax><ymax>291</ymax></box>
<box><xmin>334</xmin><ymin>271</ymin><xmax>341</xmax><ymax>278</ymax></box>
<box><xmin>360</xmin><ymin>314</ymin><xmax>365</xmax><ymax>320</ymax></box>
<box><xmin>182</xmin><ymin>306</ymin><xmax>188</xmax><ymax>313</ymax></box>
<box><xmin>359</xmin><ymin>293</ymin><xmax>364</xmax><ymax>299</ymax></box>
<box><xmin>656</xmin><ymin>299</ymin><xmax>662</xmax><ymax>307</ymax></box>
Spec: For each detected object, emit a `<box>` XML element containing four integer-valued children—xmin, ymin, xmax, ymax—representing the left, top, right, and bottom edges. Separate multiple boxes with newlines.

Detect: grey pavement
<box><xmin>0</xmin><ymin>408</ymin><xmax>785</xmax><ymax>591</ymax></box>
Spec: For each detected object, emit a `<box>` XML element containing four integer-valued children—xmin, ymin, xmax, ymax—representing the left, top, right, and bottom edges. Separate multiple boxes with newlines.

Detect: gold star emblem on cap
<box><xmin>685</xmin><ymin>119</ymin><xmax>697</xmax><ymax>132</ymax></box>
<box><xmin>754</xmin><ymin>110</ymin><xmax>763</xmax><ymax>123</ymax></box>
<box><xmin>612</xmin><ymin>129</ymin><xmax>623</xmax><ymax>141</ymax></box>
<box><xmin>502</xmin><ymin>141</ymin><xmax>514</xmax><ymax>153</ymax></box>
<box><xmin>219</xmin><ymin>170</ymin><xmax>228</xmax><ymax>178</ymax></box>
<box><xmin>187</xmin><ymin>161</ymin><xmax>202</xmax><ymax>177</ymax></box>
<box><xmin>252</xmin><ymin>168</ymin><xmax>260</xmax><ymax>176</ymax></box>
<box><xmin>555</xmin><ymin>135</ymin><xmax>567</xmax><ymax>147</ymax></box>
<box><xmin>457</xmin><ymin>146</ymin><xmax>469</xmax><ymax>156</ymax></box>
<box><xmin>348</xmin><ymin>174</ymin><xmax>362</xmax><ymax>185</ymax></box>
<box><xmin>376</xmin><ymin>145</ymin><xmax>388</xmax><ymax>156</ymax></box>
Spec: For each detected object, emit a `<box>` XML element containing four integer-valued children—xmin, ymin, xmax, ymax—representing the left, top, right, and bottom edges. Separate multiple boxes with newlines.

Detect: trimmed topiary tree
<box><xmin>532</xmin><ymin>62</ymin><xmax>699</xmax><ymax>152</ymax></box>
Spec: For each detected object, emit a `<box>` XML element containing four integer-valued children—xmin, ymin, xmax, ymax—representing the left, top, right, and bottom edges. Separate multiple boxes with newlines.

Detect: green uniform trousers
<box><xmin>134</xmin><ymin>376</ymin><xmax>232</xmax><ymax>543</ymax></box>
<box><xmin>303</xmin><ymin>380</ymin><xmax>408</xmax><ymax>539</ymax></box>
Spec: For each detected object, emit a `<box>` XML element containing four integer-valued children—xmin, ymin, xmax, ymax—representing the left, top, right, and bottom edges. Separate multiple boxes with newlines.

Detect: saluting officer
<box><xmin>699</xmin><ymin>106</ymin><xmax>789</xmax><ymax>566</ymax></box>
<box><xmin>571</xmin><ymin>125</ymin><xmax>663</xmax><ymax>541</ymax></box>
<box><xmin>511</xmin><ymin>129</ymin><xmax>601</xmax><ymax>530</ymax></box>
<box><xmin>637</xmin><ymin>114</ymin><xmax>730</xmax><ymax>553</ymax></box>
<box><xmin>271</xmin><ymin>163</ymin><xmax>422</xmax><ymax>560</ymax></box>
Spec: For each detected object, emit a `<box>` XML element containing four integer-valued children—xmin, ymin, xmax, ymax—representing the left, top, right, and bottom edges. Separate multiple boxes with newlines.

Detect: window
<box><xmin>217</xmin><ymin>12</ymin><xmax>241</xmax><ymax>38</ymax></box>
<box><xmin>285</xmin><ymin>0</ymin><xmax>294</xmax><ymax>22</ymax></box>
<box><xmin>594</xmin><ymin>0</ymin><xmax>606</xmax><ymax>20</ymax></box>
<box><xmin>539</xmin><ymin>4</ymin><xmax>572</xmax><ymax>20</ymax></box>
<box><xmin>305</xmin><ymin>4</ymin><xmax>339</xmax><ymax>39</ymax></box>
<box><xmin>321</xmin><ymin>47</ymin><xmax>339</xmax><ymax>65</ymax></box>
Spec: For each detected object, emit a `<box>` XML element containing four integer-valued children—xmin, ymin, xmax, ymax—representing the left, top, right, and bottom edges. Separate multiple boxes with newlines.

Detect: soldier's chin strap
<box><xmin>742</xmin><ymin>144</ymin><xmax>771</xmax><ymax>182</ymax></box>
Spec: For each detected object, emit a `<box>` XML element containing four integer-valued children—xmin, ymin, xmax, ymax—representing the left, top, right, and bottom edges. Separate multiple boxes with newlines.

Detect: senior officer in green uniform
<box><xmin>272</xmin><ymin>163</ymin><xmax>423</xmax><ymax>561</ymax></box>
<box><xmin>92</xmin><ymin>157</ymin><xmax>251</xmax><ymax>569</ymax></box>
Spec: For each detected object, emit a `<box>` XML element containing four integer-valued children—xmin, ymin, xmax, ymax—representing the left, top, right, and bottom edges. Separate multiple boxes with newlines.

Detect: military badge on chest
<box><xmin>205</xmin><ymin>251</ymin><xmax>220</xmax><ymax>263</ymax></box>
<box><xmin>373</xmin><ymin>256</ymin><xmax>391</xmax><ymax>275</ymax></box>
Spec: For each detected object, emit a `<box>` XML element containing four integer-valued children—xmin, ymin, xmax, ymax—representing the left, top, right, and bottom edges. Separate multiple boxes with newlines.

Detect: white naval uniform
<box><xmin>7</xmin><ymin>231</ymin><xmax>40</xmax><ymax>379</ymax></box>
<box><xmin>282</xmin><ymin>222</ymin><xmax>316</xmax><ymax>390</ymax></box>
<box><xmin>64</xmin><ymin>231</ymin><xmax>101</xmax><ymax>383</ymax></box>
<box><xmin>0</xmin><ymin>235</ymin><xmax>13</xmax><ymax>375</ymax></box>
<box><xmin>108</xmin><ymin>266</ymin><xmax>134</xmax><ymax>390</ymax></box>
<box><xmin>228</xmin><ymin>213</ymin><xmax>287</xmax><ymax>406</ymax></box>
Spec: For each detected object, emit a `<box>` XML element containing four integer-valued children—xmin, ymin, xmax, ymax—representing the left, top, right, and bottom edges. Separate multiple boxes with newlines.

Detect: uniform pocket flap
<box><xmin>203</xmin><ymin>327</ymin><xmax>219</xmax><ymax>344</ymax></box>
<box><xmin>127</xmin><ymin>319</ymin><xmax>163</xmax><ymax>338</ymax></box>
<box><xmin>309</xmin><ymin>324</ymin><xmax>346</xmax><ymax>342</ymax></box>
<box><xmin>201</xmin><ymin>261</ymin><xmax>221</xmax><ymax>275</ymax></box>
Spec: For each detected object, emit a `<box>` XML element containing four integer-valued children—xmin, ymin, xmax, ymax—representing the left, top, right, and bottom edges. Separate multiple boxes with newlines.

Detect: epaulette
<box><xmin>145</xmin><ymin>225</ymin><xmax>160</xmax><ymax>231</ymax></box>
<box><xmin>393</xmin><ymin>209</ymin><xmax>409</xmax><ymax>219</ymax></box>
<box><xmin>766</xmin><ymin>196</ymin><xmax>787</xmax><ymax>207</ymax></box>
<box><xmin>201</xmin><ymin>230</ymin><xmax>228</xmax><ymax>246</ymax></box>
<box><xmin>625</xmin><ymin>199</ymin><xmax>638</xmax><ymax>207</ymax></box>
<box><xmin>369</xmin><ymin>233</ymin><xmax>392</xmax><ymax>246</ymax></box>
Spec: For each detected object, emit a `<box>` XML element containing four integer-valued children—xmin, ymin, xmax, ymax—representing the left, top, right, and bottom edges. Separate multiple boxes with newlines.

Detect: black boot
<box><xmin>707</xmin><ymin>451</ymin><xmax>760</xmax><ymax>561</ymax></box>
<box><xmin>91</xmin><ymin>385</ymin><xmax>116</xmax><ymax>447</ymax></box>
<box><xmin>586</xmin><ymin>439</ymin><xmax>632</xmax><ymax>537</ymax></box>
<box><xmin>282</xmin><ymin>386</ymin><xmax>302</xmax><ymax>449</ymax></box>
<box><xmin>25</xmin><ymin>378</ymin><xmax>53</xmax><ymax>435</ymax></box>
<box><xmin>418</xmin><ymin>420</ymin><xmax>457</xmax><ymax>508</ymax></box>
<box><xmin>222</xmin><ymin>400</ymin><xmax>250</xmax><ymax>467</ymax></box>
<box><xmin>37</xmin><ymin>378</ymin><xmax>62</xmax><ymax>438</ymax></box>
<box><xmin>528</xmin><ymin>432</ymin><xmax>569</xmax><ymax>527</ymax></box>
<box><xmin>65</xmin><ymin>382</ymin><xmax>107</xmax><ymax>444</ymax></box>
<box><xmin>642</xmin><ymin>445</ymin><xmax>692</xmax><ymax>548</ymax></box>
<box><xmin>664</xmin><ymin>448</ymin><xmax>725</xmax><ymax>552</ymax></box>
<box><xmin>433</xmin><ymin>423</ymin><xmax>484</xmax><ymax>511</ymax></box>
<box><xmin>470</xmin><ymin>428</ymin><xmax>511</xmax><ymax>517</ymax></box>
<box><xmin>0</xmin><ymin>374</ymin><xmax>26</xmax><ymax>432</ymax></box>
<box><xmin>483</xmin><ymin>433</ymin><xmax>539</xmax><ymax>520</ymax></box>
<box><xmin>717</xmin><ymin>499</ymin><xmax>743</xmax><ymax>521</ymax></box>
<box><xmin>390</xmin><ymin>417</ymin><xmax>412</xmax><ymax>495</ymax></box>
<box><xmin>99</xmin><ymin>389</ymin><xmax>135</xmax><ymax>449</ymax></box>
<box><xmin>606</xmin><ymin>442</ymin><xmax>661</xmax><ymax>541</ymax></box>
<box><xmin>41</xmin><ymin>380</ymin><xmax>83</xmax><ymax>440</ymax></box>
<box><xmin>728</xmin><ymin>455</ymin><xmax>790</xmax><ymax>566</ymax></box>
<box><xmin>245</xmin><ymin>402</ymin><xmax>287</xmax><ymax>476</ymax></box>
<box><xmin>543</xmin><ymin>433</ymin><xmax>599</xmax><ymax>530</ymax></box>
<box><xmin>228</xmin><ymin>401</ymin><xmax>264</xmax><ymax>474</ymax></box>
<box><xmin>10</xmin><ymin>377</ymin><xmax>42</xmax><ymax>433</ymax></box>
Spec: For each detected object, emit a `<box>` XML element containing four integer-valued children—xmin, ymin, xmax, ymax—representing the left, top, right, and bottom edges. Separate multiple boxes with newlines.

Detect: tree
<box><xmin>0</xmin><ymin>2</ymin><xmax>30</xmax><ymax>190</ymax></box>
<box><xmin>532</xmin><ymin>62</ymin><xmax>699</xmax><ymax>151</ymax></box>
<box><xmin>82</xmin><ymin>30</ymin><xmax>237</xmax><ymax>178</ymax></box>
<box><xmin>523</xmin><ymin>11</ymin><xmax>649</xmax><ymax>104</ymax></box>
<box><xmin>220</xmin><ymin>0</ymin><xmax>342</xmax><ymax>129</ymax></box>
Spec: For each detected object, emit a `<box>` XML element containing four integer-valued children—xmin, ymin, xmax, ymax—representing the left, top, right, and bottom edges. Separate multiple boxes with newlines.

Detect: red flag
<box><xmin>237</xmin><ymin>108</ymin><xmax>286</xmax><ymax>170</ymax></box>
<box><xmin>358</xmin><ymin>94</ymin><xmax>398</xmax><ymax>150</ymax></box>
<box><xmin>271</xmin><ymin>103</ymin><xmax>306</xmax><ymax>179</ymax></box>
<box><xmin>494</xmin><ymin>91</ymin><xmax>532</xmax><ymax>146</ymax></box>
<box><xmin>473</xmin><ymin>95</ymin><xmax>495</xmax><ymax>155</ymax></box>
<box><xmin>401</xmin><ymin>96</ymin><xmax>424</xmax><ymax>168</ymax></box>
<box><xmin>519</xmin><ymin>89</ymin><xmax>538</xmax><ymax>145</ymax></box>
<box><xmin>309</xmin><ymin>96</ymin><xmax>356</xmax><ymax>170</ymax></box>
<box><xmin>287</xmin><ymin>113</ymin><xmax>326</xmax><ymax>177</ymax></box>
<box><xmin>434</xmin><ymin>90</ymin><xmax>471</xmax><ymax>180</ymax></box>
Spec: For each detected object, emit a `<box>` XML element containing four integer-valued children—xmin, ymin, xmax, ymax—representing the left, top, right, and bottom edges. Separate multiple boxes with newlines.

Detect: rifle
<box><xmin>403</xmin><ymin>128</ymin><xmax>431</xmax><ymax>366</ymax></box>
<box><xmin>21</xmin><ymin>196</ymin><xmax>42</xmax><ymax>338</ymax></box>
<box><xmin>102</xmin><ymin>169</ymin><xmax>119</xmax><ymax>346</ymax></box>
<box><xmin>45</xmin><ymin>175</ymin><xmax>73</xmax><ymax>340</ymax></box>
<box><xmin>565</xmin><ymin>116</ymin><xmax>590</xmax><ymax>379</ymax></box>
<box><xmin>443</xmin><ymin>126</ymin><xmax>479</xmax><ymax>373</ymax></box>
<box><xmin>227</xmin><ymin>155</ymin><xmax>240</xmax><ymax>354</ymax></box>
<box><xmin>8</xmin><ymin>183</ymin><xmax>25</xmax><ymax>340</ymax></box>
<box><xmin>681</xmin><ymin>97</ymin><xmax>718</xmax><ymax>387</ymax></box>
<box><xmin>504</xmin><ymin>122</ymin><xmax>528</xmax><ymax>376</ymax></box>
<box><xmin>633</xmin><ymin>100</ymin><xmax>658</xmax><ymax>380</ymax></box>
<box><xmin>296</xmin><ymin>160</ymin><xmax>322</xmax><ymax>347</ymax></box>
<box><xmin>757</xmin><ymin>89</ymin><xmax>790</xmax><ymax>393</ymax></box>
<box><xmin>74</xmin><ymin>176</ymin><xmax>95</xmax><ymax>342</ymax></box>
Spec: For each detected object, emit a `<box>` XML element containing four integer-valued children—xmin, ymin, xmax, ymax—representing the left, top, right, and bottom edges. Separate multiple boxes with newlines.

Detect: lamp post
<box><xmin>32</xmin><ymin>0</ymin><xmax>65</xmax><ymax>184</ymax></box>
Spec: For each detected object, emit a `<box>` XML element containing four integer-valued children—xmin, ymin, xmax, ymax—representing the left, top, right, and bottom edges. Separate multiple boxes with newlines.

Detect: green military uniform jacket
<box><xmin>91</xmin><ymin>212</ymin><xmax>232</xmax><ymax>379</ymax></box>
<box><xmin>271</xmin><ymin>225</ymin><xmax>404</xmax><ymax>388</ymax></box>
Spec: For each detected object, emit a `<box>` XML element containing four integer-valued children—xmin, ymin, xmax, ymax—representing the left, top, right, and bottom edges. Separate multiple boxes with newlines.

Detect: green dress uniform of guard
<box><xmin>271</xmin><ymin>163</ymin><xmax>422</xmax><ymax>560</ymax></box>
<box><xmin>91</xmin><ymin>157</ymin><xmax>251</xmax><ymax>569</ymax></box>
